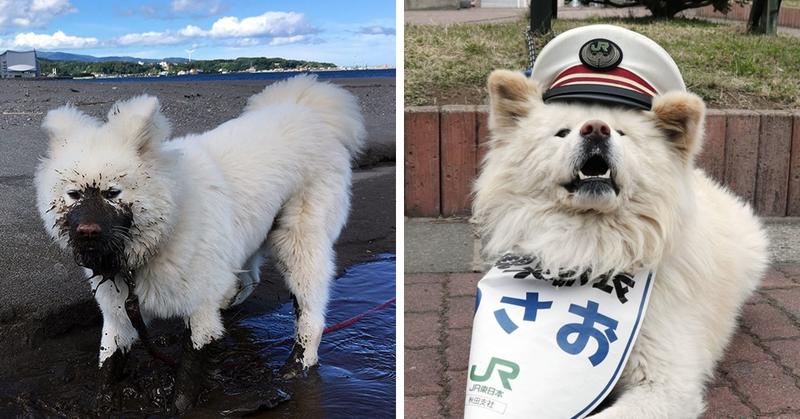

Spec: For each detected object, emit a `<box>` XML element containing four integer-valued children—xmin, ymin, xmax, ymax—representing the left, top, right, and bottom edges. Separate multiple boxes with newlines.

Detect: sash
<box><xmin>464</xmin><ymin>254</ymin><xmax>654</xmax><ymax>419</ymax></box>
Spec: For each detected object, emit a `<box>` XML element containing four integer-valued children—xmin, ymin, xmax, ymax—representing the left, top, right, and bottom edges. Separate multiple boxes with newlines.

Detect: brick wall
<box><xmin>693</xmin><ymin>4</ymin><xmax>800</xmax><ymax>28</ymax></box>
<box><xmin>405</xmin><ymin>106</ymin><xmax>800</xmax><ymax>217</ymax></box>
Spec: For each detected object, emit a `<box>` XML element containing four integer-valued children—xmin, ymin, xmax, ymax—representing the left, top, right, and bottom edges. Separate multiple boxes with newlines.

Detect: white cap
<box><xmin>531</xmin><ymin>24</ymin><xmax>685</xmax><ymax>110</ymax></box>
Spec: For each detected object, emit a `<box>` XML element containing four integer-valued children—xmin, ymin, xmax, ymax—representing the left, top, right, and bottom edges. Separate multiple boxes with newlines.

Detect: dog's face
<box><xmin>482</xmin><ymin>70</ymin><xmax>705</xmax><ymax>214</ymax></box>
<box><xmin>35</xmin><ymin>96</ymin><xmax>177</xmax><ymax>274</ymax></box>
<box><xmin>473</xmin><ymin>70</ymin><xmax>706</xmax><ymax>271</ymax></box>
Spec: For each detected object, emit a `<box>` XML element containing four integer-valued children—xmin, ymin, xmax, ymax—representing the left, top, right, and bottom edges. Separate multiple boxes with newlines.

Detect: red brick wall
<box><xmin>404</xmin><ymin>106</ymin><xmax>800</xmax><ymax>217</ymax></box>
<box><xmin>693</xmin><ymin>4</ymin><xmax>800</xmax><ymax>28</ymax></box>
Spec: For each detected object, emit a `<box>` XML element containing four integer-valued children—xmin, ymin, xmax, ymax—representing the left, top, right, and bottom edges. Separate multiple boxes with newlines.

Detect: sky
<box><xmin>0</xmin><ymin>0</ymin><xmax>396</xmax><ymax>66</ymax></box>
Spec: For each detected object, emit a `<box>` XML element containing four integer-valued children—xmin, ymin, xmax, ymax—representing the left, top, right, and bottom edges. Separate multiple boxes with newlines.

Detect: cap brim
<box><xmin>542</xmin><ymin>84</ymin><xmax>653</xmax><ymax>110</ymax></box>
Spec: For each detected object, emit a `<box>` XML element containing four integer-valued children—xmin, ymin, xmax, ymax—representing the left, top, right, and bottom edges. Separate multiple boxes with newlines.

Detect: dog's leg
<box><xmin>92</xmin><ymin>276</ymin><xmax>138</xmax><ymax>409</ymax></box>
<box><xmin>173</xmin><ymin>303</ymin><xmax>224</xmax><ymax>413</ymax></box>
<box><xmin>270</xmin><ymin>174</ymin><xmax>350</xmax><ymax>378</ymax></box>
<box><xmin>588</xmin><ymin>319</ymin><xmax>710</xmax><ymax>418</ymax></box>
<box><xmin>274</xmin><ymin>234</ymin><xmax>334</xmax><ymax>378</ymax></box>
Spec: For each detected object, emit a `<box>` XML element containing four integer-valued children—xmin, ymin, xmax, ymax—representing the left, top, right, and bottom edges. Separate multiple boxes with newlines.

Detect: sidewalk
<box><xmin>405</xmin><ymin>5</ymin><xmax>800</xmax><ymax>37</ymax></box>
<box><xmin>405</xmin><ymin>6</ymin><xmax>651</xmax><ymax>25</ymax></box>
<box><xmin>405</xmin><ymin>267</ymin><xmax>800</xmax><ymax>418</ymax></box>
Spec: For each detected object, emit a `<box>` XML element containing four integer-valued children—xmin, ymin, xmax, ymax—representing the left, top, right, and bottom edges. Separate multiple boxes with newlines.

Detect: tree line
<box><xmin>38</xmin><ymin>57</ymin><xmax>337</xmax><ymax>77</ymax></box>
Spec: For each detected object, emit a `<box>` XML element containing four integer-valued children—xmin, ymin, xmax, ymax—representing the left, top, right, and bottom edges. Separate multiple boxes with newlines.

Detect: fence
<box><xmin>692</xmin><ymin>4</ymin><xmax>800</xmax><ymax>28</ymax></box>
<box><xmin>405</xmin><ymin>106</ymin><xmax>800</xmax><ymax>217</ymax></box>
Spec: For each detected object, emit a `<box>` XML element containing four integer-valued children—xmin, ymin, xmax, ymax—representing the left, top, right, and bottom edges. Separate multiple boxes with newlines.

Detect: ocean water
<box><xmin>73</xmin><ymin>68</ymin><xmax>395</xmax><ymax>83</ymax></box>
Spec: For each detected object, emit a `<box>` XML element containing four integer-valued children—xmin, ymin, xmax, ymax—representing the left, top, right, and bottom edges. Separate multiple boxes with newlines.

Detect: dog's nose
<box><xmin>76</xmin><ymin>223</ymin><xmax>102</xmax><ymax>236</ymax></box>
<box><xmin>580</xmin><ymin>120</ymin><xmax>611</xmax><ymax>139</ymax></box>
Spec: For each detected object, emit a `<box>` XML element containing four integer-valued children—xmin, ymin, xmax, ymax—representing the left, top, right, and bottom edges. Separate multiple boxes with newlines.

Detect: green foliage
<box><xmin>405</xmin><ymin>17</ymin><xmax>800</xmax><ymax>109</ymax></box>
<box><xmin>38</xmin><ymin>57</ymin><xmax>336</xmax><ymax>77</ymax></box>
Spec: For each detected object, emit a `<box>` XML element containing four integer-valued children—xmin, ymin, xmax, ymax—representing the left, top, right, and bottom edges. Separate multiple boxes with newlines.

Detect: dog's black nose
<box><xmin>580</xmin><ymin>120</ymin><xmax>611</xmax><ymax>140</ymax></box>
<box><xmin>76</xmin><ymin>222</ymin><xmax>102</xmax><ymax>237</ymax></box>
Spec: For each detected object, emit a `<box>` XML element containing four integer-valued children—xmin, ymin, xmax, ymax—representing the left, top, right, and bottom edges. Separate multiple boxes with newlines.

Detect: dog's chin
<box><xmin>71</xmin><ymin>240</ymin><xmax>126</xmax><ymax>277</ymax></box>
<box><xmin>568</xmin><ymin>187</ymin><xmax>620</xmax><ymax>213</ymax></box>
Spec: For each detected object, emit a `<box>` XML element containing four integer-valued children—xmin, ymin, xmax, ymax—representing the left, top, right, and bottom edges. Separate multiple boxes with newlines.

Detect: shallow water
<box><xmin>236</xmin><ymin>252</ymin><xmax>396</xmax><ymax>418</ymax></box>
<box><xmin>0</xmin><ymin>254</ymin><xmax>396</xmax><ymax>417</ymax></box>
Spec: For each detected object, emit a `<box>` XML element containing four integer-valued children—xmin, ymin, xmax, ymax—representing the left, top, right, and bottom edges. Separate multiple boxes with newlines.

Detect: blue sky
<box><xmin>0</xmin><ymin>0</ymin><xmax>395</xmax><ymax>66</ymax></box>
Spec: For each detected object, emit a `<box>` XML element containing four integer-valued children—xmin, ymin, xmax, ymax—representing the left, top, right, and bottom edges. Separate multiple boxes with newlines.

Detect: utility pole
<box><xmin>530</xmin><ymin>0</ymin><xmax>555</xmax><ymax>35</ymax></box>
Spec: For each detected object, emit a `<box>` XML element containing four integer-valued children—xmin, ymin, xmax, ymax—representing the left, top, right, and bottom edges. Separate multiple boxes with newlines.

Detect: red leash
<box><xmin>323</xmin><ymin>297</ymin><xmax>396</xmax><ymax>335</ymax></box>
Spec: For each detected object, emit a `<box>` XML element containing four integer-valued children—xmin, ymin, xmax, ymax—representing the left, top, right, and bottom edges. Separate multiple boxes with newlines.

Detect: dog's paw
<box><xmin>93</xmin><ymin>382</ymin><xmax>121</xmax><ymax>414</ymax></box>
<box><xmin>93</xmin><ymin>349</ymin><xmax>128</xmax><ymax>413</ymax></box>
<box><xmin>172</xmin><ymin>340</ymin><xmax>213</xmax><ymax>413</ymax></box>
<box><xmin>279</xmin><ymin>343</ymin><xmax>313</xmax><ymax>379</ymax></box>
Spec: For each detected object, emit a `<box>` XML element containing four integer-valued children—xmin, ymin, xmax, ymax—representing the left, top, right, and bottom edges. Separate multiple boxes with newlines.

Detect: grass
<box><xmin>405</xmin><ymin>17</ymin><xmax>800</xmax><ymax>109</ymax></box>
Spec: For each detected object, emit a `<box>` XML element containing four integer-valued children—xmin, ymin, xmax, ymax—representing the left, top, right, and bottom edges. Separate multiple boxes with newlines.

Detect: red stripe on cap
<box><xmin>552</xmin><ymin>64</ymin><xmax>657</xmax><ymax>96</ymax></box>
<box><xmin>552</xmin><ymin>76</ymin><xmax>652</xmax><ymax>96</ymax></box>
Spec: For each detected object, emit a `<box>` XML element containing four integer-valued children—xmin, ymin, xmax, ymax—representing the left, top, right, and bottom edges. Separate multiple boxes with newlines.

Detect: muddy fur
<box><xmin>473</xmin><ymin>70</ymin><xmax>768</xmax><ymax>418</ymax></box>
<box><xmin>35</xmin><ymin>74</ymin><xmax>365</xmax><ymax>379</ymax></box>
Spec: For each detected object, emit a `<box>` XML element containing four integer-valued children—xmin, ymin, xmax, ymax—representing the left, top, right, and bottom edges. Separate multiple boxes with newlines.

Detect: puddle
<box><xmin>0</xmin><ymin>253</ymin><xmax>396</xmax><ymax>417</ymax></box>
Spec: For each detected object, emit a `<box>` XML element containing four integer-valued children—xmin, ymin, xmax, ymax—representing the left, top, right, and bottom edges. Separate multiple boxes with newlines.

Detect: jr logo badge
<box><xmin>580</xmin><ymin>38</ymin><xmax>623</xmax><ymax>71</ymax></box>
<box><xmin>469</xmin><ymin>357</ymin><xmax>520</xmax><ymax>390</ymax></box>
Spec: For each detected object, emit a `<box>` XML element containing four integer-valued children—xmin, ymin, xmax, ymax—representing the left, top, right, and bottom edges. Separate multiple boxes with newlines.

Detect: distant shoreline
<box><xmin>30</xmin><ymin>68</ymin><xmax>396</xmax><ymax>83</ymax></box>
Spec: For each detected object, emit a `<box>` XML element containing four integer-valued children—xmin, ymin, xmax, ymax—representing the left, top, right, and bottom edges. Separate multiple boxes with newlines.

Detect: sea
<box><xmin>74</xmin><ymin>68</ymin><xmax>395</xmax><ymax>83</ymax></box>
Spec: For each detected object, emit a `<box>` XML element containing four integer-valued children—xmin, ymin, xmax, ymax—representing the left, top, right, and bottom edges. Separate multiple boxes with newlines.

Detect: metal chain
<box><xmin>525</xmin><ymin>29</ymin><xmax>536</xmax><ymax>72</ymax></box>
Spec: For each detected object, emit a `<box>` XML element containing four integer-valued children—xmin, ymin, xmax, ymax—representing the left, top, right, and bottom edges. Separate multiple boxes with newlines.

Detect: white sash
<box><xmin>464</xmin><ymin>254</ymin><xmax>654</xmax><ymax>419</ymax></box>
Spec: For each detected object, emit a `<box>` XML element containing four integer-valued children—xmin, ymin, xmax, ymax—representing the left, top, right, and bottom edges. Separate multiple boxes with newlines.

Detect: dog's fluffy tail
<box><xmin>245</xmin><ymin>74</ymin><xmax>366</xmax><ymax>157</ymax></box>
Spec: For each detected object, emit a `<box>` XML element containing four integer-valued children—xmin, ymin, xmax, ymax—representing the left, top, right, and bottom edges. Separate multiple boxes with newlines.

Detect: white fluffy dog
<box><xmin>35</xmin><ymin>75</ymin><xmax>365</xmax><ymax>409</ymax></box>
<box><xmin>472</xmin><ymin>70</ymin><xmax>768</xmax><ymax>418</ymax></box>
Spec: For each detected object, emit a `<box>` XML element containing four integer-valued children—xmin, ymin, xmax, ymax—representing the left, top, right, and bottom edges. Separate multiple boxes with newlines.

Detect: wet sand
<box><xmin>0</xmin><ymin>77</ymin><xmax>396</xmax><ymax>416</ymax></box>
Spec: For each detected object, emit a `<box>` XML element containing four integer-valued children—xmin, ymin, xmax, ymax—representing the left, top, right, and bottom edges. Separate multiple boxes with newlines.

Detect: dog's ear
<box><xmin>651</xmin><ymin>92</ymin><xmax>705</xmax><ymax>161</ymax></box>
<box><xmin>487</xmin><ymin>70</ymin><xmax>542</xmax><ymax>132</ymax></box>
<box><xmin>107</xmin><ymin>95</ymin><xmax>171</xmax><ymax>154</ymax></box>
<box><xmin>41</xmin><ymin>105</ymin><xmax>98</xmax><ymax>152</ymax></box>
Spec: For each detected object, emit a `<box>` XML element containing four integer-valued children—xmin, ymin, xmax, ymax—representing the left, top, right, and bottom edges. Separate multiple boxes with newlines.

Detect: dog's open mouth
<box><xmin>564</xmin><ymin>154</ymin><xmax>619</xmax><ymax>195</ymax></box>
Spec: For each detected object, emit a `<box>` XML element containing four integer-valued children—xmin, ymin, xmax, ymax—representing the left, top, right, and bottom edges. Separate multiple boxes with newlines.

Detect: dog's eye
<box><xmin>67</xmin><ymin>190</ymin><xmax>81</xmax><ymax>200</ymax></box>
<box><xmin>103</xmin><ymin>189</ymin><xmax>121</xmax><ymax>200</ymax></box>
<box><xmin>617</xmin><ymin>130</ymin><xmax>626</xmax><ymax>136</ymax></box>
<box><xmin>555</xmin><ymin>129</ymin><xmax>571</xmax><ymax>138</ymax></box>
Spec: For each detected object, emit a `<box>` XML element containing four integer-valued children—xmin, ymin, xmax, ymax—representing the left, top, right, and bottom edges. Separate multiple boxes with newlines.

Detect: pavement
<box><xmin>405</xmin><ymin>6</ymin><xmax>653</xmax><ymax>25</ymax></box>
<box><xmin>405</xmin><ymin>217</ymin><xmax>800</xmax><ymax>417</ymax></box>
<box><xmin>405</xmin><ymin>5</ymin><xmax>800</xmax><ymax>37</ymax></box>
<box><xmin>405</xmin><ymin>267</ymin><xmax>800</xmax><ymax>418</ymax></box>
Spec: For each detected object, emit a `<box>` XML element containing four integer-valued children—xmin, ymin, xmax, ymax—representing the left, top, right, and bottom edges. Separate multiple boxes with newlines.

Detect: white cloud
<box><xmin>0</xmin><ymin>0</ymin><xmax>76</xmax><ymax>29</ymax></box>
<box><xmin>208</xmin><ymin>12</ymin><xmax>313</xmax><ymax>38</ymax></box>
<box><xmin>1</xmin><ymin>30</ymin><xmax>98</xmax><ymax>49</ymax></box>
<box><xmin>114</xmin><ymin>11</ymin><xmax>316</xmax><ymax>47</ymax></box>
<box><xmin>269</xmin><ymin>35</ymin><xmax>310</xmax><ymax>46</ymax></box>
<box><xmin>357</xmin><ymin>25</ymin><xmax>395</xmax><ymax>36</ymax></box>
<box><xmin>171</xmin><ymin>0</ymin><xmax>223</xmax><ymax>15</ymax></box>
<box><xmin>116</xmin><ymin>31</ymin><xmax>184</xmax><ymax>46</ymax></box>
<box><xmin>179</xmin><ymin>25</ymin><xmax>204</xmax><ymax>37</ymax></box>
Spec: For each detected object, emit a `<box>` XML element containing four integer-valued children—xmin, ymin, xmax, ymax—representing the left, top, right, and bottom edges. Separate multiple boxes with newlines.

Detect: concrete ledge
<box><xmin>405</xmin><ymin>217</ymin><xmax>800</xmax><ymax>273</ymax></box>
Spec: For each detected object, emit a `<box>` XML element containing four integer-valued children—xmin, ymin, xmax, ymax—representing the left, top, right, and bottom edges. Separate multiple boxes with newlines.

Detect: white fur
<box><xmin>35</xmin><ymin>75</ymin><xmax>365</xmax><ymax>367</ymax></box>
<box><xmin>473</xmin><ymin>72</ymin><xmax>768</xmax><ymax>418</ymax></box>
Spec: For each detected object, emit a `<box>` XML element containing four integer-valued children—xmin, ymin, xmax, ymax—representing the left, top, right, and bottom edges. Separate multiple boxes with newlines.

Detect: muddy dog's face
<box><xmin>35</xmin><ymin>96</ymin><xmax>178</xmax><ymax>274</ymax></box>
<box><xmin>63</xmin><ymin>183</ymin><xmax>133</xmax><ymax>275</ymax></box>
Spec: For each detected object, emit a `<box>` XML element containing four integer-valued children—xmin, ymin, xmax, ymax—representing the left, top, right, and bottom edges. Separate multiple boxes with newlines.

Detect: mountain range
<box><xmin>37</xmin><ymin>51</ymin><xmax>190</xmax><ymax>63</ymax></box>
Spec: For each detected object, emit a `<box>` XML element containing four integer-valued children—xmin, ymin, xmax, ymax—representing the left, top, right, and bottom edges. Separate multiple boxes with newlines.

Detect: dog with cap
<box><xmin>468</xmin><ymin>24</ymin><xmax>768</xmax><ymax>418</ymax></box>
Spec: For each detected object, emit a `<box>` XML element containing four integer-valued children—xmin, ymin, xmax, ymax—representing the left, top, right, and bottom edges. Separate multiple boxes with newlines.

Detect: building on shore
<box><xmin>0</xmin><ymin>50</ymin><xmax>39</xmax><ymax>78</ymax></box>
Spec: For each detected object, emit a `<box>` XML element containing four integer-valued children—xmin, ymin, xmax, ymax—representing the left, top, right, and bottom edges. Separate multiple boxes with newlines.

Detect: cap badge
<box><xmin>579</xmin><ymin>39</ymin><xmax>623</xmax><ymax>71</ymax></box>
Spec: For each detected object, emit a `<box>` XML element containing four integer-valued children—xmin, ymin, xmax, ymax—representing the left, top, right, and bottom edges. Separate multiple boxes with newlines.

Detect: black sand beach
<box><xmin>0</xmin><ymin>76</ymin><xmax>396</xmax><ymax>416</ymax></box>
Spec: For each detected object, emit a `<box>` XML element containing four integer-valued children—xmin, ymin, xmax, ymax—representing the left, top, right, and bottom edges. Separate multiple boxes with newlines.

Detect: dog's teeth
<box><xmin>599</xmin><ymin>169</ymin><xmax>611</xmax><ymax>179</ymax></box>
<box><xmin>578</xmin><ymin>172</ymin><xmax>588</xmax><ymax>180</ymax></box>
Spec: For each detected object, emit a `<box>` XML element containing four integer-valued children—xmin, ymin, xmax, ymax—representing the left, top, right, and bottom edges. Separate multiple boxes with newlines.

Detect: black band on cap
<box><xmin>542</xmin><ymin>84</ymin><xmax>653</xmax><ymax>110</ymax></box>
